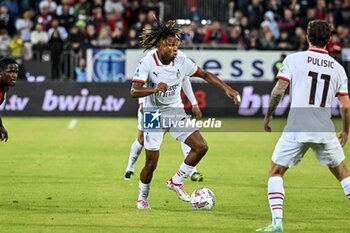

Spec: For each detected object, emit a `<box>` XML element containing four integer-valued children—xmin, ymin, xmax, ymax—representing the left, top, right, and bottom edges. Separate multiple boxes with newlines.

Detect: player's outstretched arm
<box><xmin>338</xmin><ymin>94</ymin><xmax>350</xmax><ymax>147</ymax></box>
<box><xmin>0</xmin><ymin>117</ymin><xmax>8</xmax><ymax>142</ymax></box>
<box><xmin>130</xmin><ymin>82</ymin><xmax>168</xmax><ymax>98</ymax></box>
<box><xmin>193</xmin><ymin>67</ymin><xmax>240</xmax><ymax>105</ymax></box>
<box><xmin>264</xmin><ymin>79</ymin><xmax>289</xmax><ymax>132</ymax></box>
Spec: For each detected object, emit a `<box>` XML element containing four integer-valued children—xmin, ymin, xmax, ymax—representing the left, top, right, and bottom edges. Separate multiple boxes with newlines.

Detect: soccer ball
<box><xmin>190</xmin><ymin>188</ymin><xmax>216</xmax><ymax>210</ymax></box>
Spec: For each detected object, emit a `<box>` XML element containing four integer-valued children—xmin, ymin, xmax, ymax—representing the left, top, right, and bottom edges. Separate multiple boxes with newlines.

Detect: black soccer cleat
<box><xmin>190</xmin><ymin>172</ymin><xmax>204</xmax><ymax>182</ymax></box>
<box><xmin>124</xmin><ymin>171</ymin><xmax>134</xmax><ymax>180</ymax></box>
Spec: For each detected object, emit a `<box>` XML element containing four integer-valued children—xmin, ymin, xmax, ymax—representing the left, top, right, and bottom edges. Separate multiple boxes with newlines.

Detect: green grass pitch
<box><xmin>0</xmin><ymin>117</ymin><xmax>349</xmax><ymax>233</ymax></box>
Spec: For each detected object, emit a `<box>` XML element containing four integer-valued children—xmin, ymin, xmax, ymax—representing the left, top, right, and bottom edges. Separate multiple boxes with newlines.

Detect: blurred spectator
<box><xmin>57</xmin><ymin>3</ymin><xmax>76</xmax><ymax>32</ymax></box>
<box><xmin>89</xmin><ymin>6</ymin><xmax>106</xmax><ymax>33</ymax></box>
<box><xmin>75</xmin><ymin>58</ymin><xmax>86</xmax><ymax>82</ymax></box>
<box><xmin>104</xmin><ymin>0</ymin><xmax>126</xmax><ymax>18</ymax></box>
<box><xmin>294</xmin><ymin>27</ymin><xmax>308</xmax><ymax>51</ymax></box>
<box><xmin>36</xmin><ymin>4</ymin><xmax>54</xmax><ymax>30</ymax></box>
<box><xmin>193</xmin><ymin>24</ymin><xmax>208</xmax><ymax>44</ymax></box>
<box><xmin>112</xmin><ymin>26</ymin><xmax>127</xmax><ymax>44</ymax></box>
<box><xmin>188</xmin><ymin>6</ymin><xmax>203</xmax><ymax>24</ymax></box>
<box><xmin>315</xmin><ymin>0</ymin><xmax>326</xmax><ymax>20</ymax></box>
<box><xmin>108</xmin><ymin>8</ymin><xmax>128</xmax><ymax>37</ymax></box>
<box><xmin>146</xmin><ymin>10</ymin><xmax>158</xmax><ymax>27</ymax></box>
<box><xmin>48</xmin><ymin>18</ymin><xmax>68</xmax><ymax>41</ymax></box>
<box><xmin>31</xmin><ymin>24</ymin><xmax>49</xmax><ymax>51</ymax></box>
<box><xmin>48</xmin><ymin>30</ymin><xmax>64</xmax><ymax>80</ymax></box>
<box><xmin>127</xmin><ymin>28</ymin><xmax>139</xmax><ymax>47</ymax></box>
<box><xmin>0</xmin><ymin>6</ymin><xmax>15</xmax><ymax>35</ymax></box>
<box><xmin>278</xmin><ymin>8</ymin><xmax>297</xmax><ymax>37</ymax></box>
<box><xmin>227</xmin><ymin>25</ymin><xmax>246</xmax><ymax>49</ymax></box>
<box><xmin>240</xmin><ymin>16</ymin><xmax>251</xmax><ymax>40</ymax></box>
<box><xmin>266</xmin><ymin>0</ymin><xmax>283</xmax><ymax>20</ymax></box>
<box><xmin>275</xmin><ymin>30</ymin><xmax>294</xmax><ymax>50</ymax></box>
<box><xmin>181</xmin><ymin>23</ymin><xmax>196</xmax><ymax>45</ymax></box>
<box><xmin>298</xmin><ymin>8</ymin><xmax>316</xmax><ymax>30</ymax></box>
<box><xmin>337</xmin><ymin>24</ymin><xmax>350</xmax><ymax>46</ymax></box>
<box><xmin>39</xmin><ymin>0</ymin><xmax>58</xmax><ymax>13</ymax></box>
<box><xmin>202</xmin><ymin>21</ymin><xmax>228</xmax><ymax>44</ymax></box>
<box><xmin>247</xmin><ymin>28</ymin><xmax>259</xmax><ymax>49</ymax></box>
<box><xmin>327</xmin><ymin>31</ymin><xmax>343</xmax><ymax>55</ymax></box>
<box><xmin>132</xmin><ymin>12</ymin><xmax>147</xmax><ymax>37</ymax></box>
<box><xmin>91</xmin><ymin>0</ymin><xmax>104</xmax><ymax>13</ymax></box>
<box><xmin>123</xmin><ymin>0</ymin><xmax>141</xmax><ymax>28</ymax></box>
<box><xmin>74</xmin><ymin>0</ymin><xmax>91</xmax><ymax>17</ymax></box>
<box><xmin>56</xmin><ymin>0</ymin><xmax>74</xmax><ymax>16</ymax></box>
<box><xmin>247</xmin><ymin>0</ymin><xmax>264</xmax><ymax>29</ymax></box>
<box><xmin>143</xmin><ymin>0</ymin><xmax>162</xmax><ymax>19</ymax></box>
<box><xmin>0</xmin><ymin>0</ymin><xmax>19</xmax><ymax>18</ymax></box>
<box><xmin>85</xmin><ymin>24</ymin><xmax>98</xmax><ymax>48</ymax></box>
<box><xmin>230</xmin><ymin>10</ymin><xmax>244</xmax><ymax>26</ymax></box>
<box><xmin>97</xmin><ymin>25</ymin><xmax>112</xmax><ymax>47</ymax></box>
<box><xmin>77</xmin><ymin>8</ymin><xmax>88</xmax><ymax>24</ymax></box>
<box><xmin>15</xmin><ymin>10</ymin><xmax>34</xmax><ymax>42</ymax></box>
<box><xmin>0</xmin><ymin>29</ymin><xmax>11</xmax><ymax>57</ymax></box>
<box><xmin>260</xmin><ymin>11</ymin><xmax>279</xmax><ymax>39</ymax></box>
<box><xmin>257</xmin><ymin>26</ymin><xmax>276</xmax><ymax>50</ymax></box>
<box><xmin>68</xmin><ymin>24</ymin><xmax>86</xmax><ymax>53</ymax></box>
<box><xmin>9</xmin><ymin>33</ymin><xmax>24</xmax><ymax>58</ymax></box>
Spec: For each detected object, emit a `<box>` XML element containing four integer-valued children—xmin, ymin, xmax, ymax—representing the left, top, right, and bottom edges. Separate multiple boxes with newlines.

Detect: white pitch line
<box><xmin>68</xmin><ymin>118</ymin><xmax>77</xmax><ymax>129</ymax></box>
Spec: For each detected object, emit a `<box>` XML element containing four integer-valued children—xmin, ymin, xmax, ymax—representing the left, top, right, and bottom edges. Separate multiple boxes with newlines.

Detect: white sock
<box><xmin>126</xmin><ymin>139</ymin><xmax>143</xmax><ymax>172</ymax></box>
<box><xmin>180</xmin><ymin>142</ymin><xmax>197</xmax><ymax>176</ymax></box>
<box><xmin>340</xmin><ymin>176</ymin><xmax>350</xmax><ymax>200</ymax></box>
<box><xmin>138</xmin><ymin>180</ymin><xmax>150</xmax><ymax>201</ymax></box>
<box><xmin>172</xmin><ymin>162</ymin><xmax>194</xmax><ymax>184</ymax></box>
<box><xmin>268</xmin><ymin>176</ymin><xmax>284</xmax><ymax>225</ymax></box>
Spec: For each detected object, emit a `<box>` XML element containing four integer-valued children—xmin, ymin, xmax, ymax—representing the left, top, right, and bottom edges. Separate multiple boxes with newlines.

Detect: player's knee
<box><xmin>145</xmin><ymin>159</ymin><xmax>158</xmax><ymax>171</ymax></box>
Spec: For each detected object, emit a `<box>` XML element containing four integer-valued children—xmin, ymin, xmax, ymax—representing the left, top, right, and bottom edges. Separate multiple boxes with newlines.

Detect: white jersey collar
<box><xmin>153</xmin><ymin>51</ymin><xmax>174</xmax><ymax>66</ymax></box>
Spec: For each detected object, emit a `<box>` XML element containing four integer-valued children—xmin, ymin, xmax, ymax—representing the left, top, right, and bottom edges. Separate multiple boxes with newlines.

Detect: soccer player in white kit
<box><xmin>124</xmin><ymin>76</ymin><xmax>204</xmax><ymax>181</ymax></box>
<box><xmin>257</xmin><ymin>20</ymin><xmax>350</xmax><ymax>232</ymax></box>
<box><xmin>130</xmin><ymin>20</ymin><xmax>240</xmax><ymax>209</ymax></box>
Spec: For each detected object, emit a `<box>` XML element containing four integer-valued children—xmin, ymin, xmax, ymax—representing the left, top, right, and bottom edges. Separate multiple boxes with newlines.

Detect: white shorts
<box><xmin>272</xmin><ymin>133</ymin><xmax>345</xmax><ymax>168</ymax></box>
<box><xmin>143</xmin><ymin>108</ymin><xmax>198</xmax><ymax>151</ymax></box>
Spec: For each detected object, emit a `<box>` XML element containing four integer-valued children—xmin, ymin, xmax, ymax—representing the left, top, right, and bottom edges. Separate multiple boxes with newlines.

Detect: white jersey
<box><xmin>277</xmin><ymin>48</ymin><xmax>348</xmax><ymax>143</ymax></box>
<box><xmin>132</xmin><ymin>49</ymin><xmax>198</xmax><ymax>110</ymax></box>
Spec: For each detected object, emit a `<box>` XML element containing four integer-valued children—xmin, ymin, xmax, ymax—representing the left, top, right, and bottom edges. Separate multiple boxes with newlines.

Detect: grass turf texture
<box><xmin>0</xmin><ymin>117</ymin><xmax>349</xmax><ymax>233</ymax></box>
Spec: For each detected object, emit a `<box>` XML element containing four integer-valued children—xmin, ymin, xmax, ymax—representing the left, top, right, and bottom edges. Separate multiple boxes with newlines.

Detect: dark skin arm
<box><xmin>130</xmin><ymin>82</ymin><xmax>168</xmax><ymax>98</ymax></box>
<box><xmin>194</xmin><ymin>67</ymin><xmax>240</xmax><ymax>105</ymax></box>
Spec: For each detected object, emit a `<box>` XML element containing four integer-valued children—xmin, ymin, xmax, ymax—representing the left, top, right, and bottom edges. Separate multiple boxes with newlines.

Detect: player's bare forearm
<box><xmin>201</xmin><ymin>71</ymin><xmax>232</xmax><ymax>92</ymax></box>
<box><xmin>266</xmin><ymin>79</ymin><xmax>289</xmax><ymax>118</ymax></box>
<box><xmin>194</xmin><ymin>67</ymin><xmax>240</xmax><ymax>104</ymax></box>
<box><xmin>130</xmin><ymin>82</ymin><xmax>167</xmax><ymax>98</ymax></box>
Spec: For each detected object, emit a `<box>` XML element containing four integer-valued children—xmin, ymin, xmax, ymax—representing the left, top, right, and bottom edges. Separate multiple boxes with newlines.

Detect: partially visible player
<box><xmin>131</xmin><ymin>20</ymin><xmax>240</xmax><ymax>209</ymax></box>
<box><xmin>257</xmin><ymin>20</ymin><xmax>350</xmax><ymax>232</ymax></box>
<box><xmin>0</xmin><ymin>58</ymin><xmax>19</xmax><ymax>142</ymax></box>
<box><xmin>124</xmin><ymin>76</ymin><xmax>204</xmax><ymax>182</ymax></box>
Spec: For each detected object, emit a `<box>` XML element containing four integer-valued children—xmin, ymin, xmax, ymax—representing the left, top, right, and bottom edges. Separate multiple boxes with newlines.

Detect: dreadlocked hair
<box><xmin>140</xmin><ymin>20</ymin><xmax>182</xmax><ymax>51</ymax></box>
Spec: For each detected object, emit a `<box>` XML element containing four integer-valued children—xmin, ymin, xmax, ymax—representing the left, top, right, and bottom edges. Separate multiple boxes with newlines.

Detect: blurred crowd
<box><xmin>182</xmin><ymin>0</ymin><xmax>350</xmax><ymax>53</ymax></box>
<box><xmin>1</xmin><ymin>0</ymin><xmax>350</xmax><ymax>56</ymax></box>
<box><xmin>0</xmin><ymin>0</ymin><xmax>349</xmax><ymax>80</ymax></box>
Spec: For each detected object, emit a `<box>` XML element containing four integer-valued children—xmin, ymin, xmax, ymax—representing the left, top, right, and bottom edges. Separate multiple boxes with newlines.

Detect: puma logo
<box><xmin>153</xmin><ymin>72</ymin><xmax>159</xmax><ymax>78</ymax></box>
